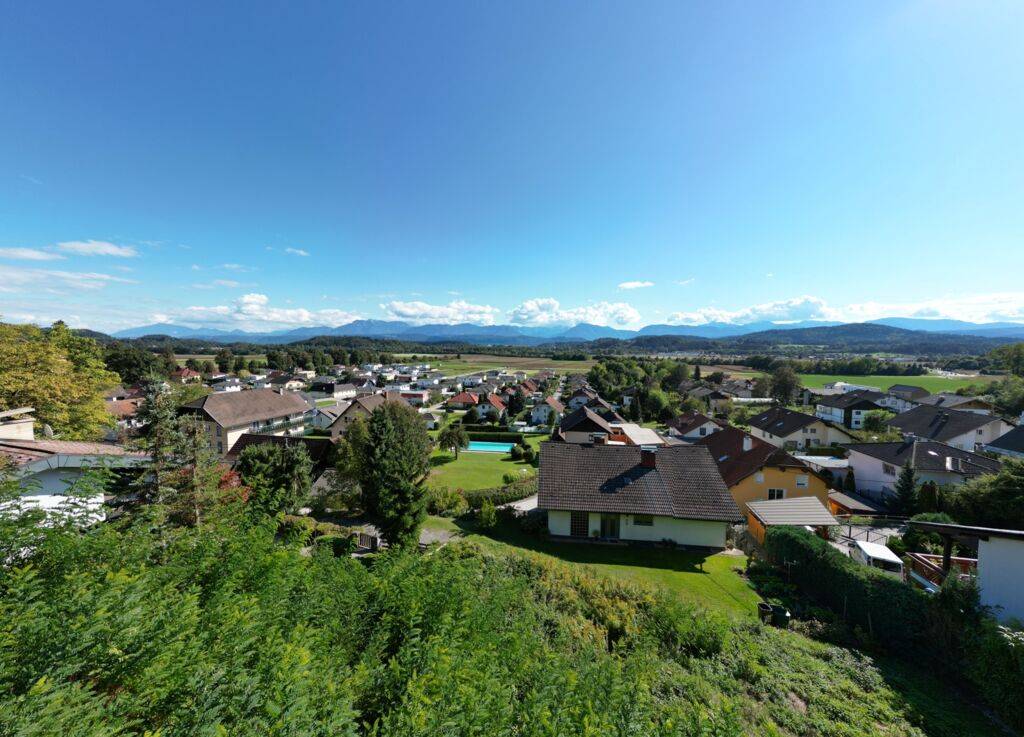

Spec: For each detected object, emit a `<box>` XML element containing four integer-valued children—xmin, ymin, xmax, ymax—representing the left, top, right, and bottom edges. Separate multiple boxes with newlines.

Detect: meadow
<box><xmin>718</xmin><ymin>368</ymin><xmax>994</xmax><ymax>394</ymax></box>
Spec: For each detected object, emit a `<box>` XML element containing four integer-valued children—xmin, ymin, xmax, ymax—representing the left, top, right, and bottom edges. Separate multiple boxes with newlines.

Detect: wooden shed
<box><xmin>747</xmin><ymin>497</ymin><xmax>839</xmax><ymax>544</ymax></box>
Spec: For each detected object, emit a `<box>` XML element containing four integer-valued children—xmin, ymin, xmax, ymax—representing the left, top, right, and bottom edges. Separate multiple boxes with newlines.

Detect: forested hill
<box><xmin>80</xmin><ymin>321</ymin><xmax>1014</xmax><ymax>357</ymax></box>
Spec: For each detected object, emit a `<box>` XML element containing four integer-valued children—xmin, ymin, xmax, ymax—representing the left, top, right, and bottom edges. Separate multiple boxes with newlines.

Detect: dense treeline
<box><xmin>741</xmin><ymin>355</ymin><xmax>927</xmax><ymax>376</ymax></box>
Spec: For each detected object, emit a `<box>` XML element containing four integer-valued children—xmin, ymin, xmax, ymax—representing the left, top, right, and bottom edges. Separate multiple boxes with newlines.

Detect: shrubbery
<box><xmin>424</xmin><ymin>485</ymin><xmax>469</xmax><ymax>516</ymax></box>
<box><xmin>462</xmin><ymin>476</ymin><xmax>537</xmax><ymax>510</ymax></box>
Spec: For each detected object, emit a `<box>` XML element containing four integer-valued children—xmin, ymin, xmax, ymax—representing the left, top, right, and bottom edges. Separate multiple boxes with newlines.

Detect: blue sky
<box><xmin>2</xmin><ymin>1</ymin><xmax>1023</xmax><ymax>332</ymax></box>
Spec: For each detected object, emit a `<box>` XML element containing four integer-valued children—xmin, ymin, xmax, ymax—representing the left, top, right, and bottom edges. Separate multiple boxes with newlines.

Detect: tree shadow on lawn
<box><xmin>453</xmin><ymin>517</ymin><xmax>717</xmax><ymax>575</ymax></box>
<box><xmin>430</xmin><ymin>454</ymin><xmax>456</xmax><ymax>467</ymax></box>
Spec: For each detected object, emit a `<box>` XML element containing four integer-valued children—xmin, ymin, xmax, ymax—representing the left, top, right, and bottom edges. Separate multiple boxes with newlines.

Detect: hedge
<box><xmin>763</xmin><ymin>526</ymin><xmax>928</xmax><ymax>649</ymax></box>
<box><xmin>463</xmin><ymin>476</ymin><xmax>537</xmax><ymax>510</ymax></box>
<box><xmin>763</xmin><ymin>526</ymin><xmax>1024</xmax><ymax>729</ymax></box>
<box><xmin>466</xmin><ymin>431</ymin><xmax>525</xmax><ymax>444</ymax></box>
<box><xmin>460</xmin><ymin>423</ymin><xmax>514</xmax><ymax>433</ymax></box>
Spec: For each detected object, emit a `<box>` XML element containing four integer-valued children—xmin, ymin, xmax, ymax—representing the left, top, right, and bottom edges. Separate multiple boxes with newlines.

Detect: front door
<box><xmin>600</xmin><ymin>513</ymin><xmax>620</xmax><ymax>540</ymax></box>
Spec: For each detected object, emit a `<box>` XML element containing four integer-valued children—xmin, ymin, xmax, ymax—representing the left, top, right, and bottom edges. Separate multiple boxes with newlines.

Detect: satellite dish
<box><xmin>42</xmin><ymin>424</ymin><xmax>55</xmax><ymax>439</ymax></box>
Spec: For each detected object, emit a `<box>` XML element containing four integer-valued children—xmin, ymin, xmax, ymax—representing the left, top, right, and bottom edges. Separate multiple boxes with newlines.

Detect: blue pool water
<box><xmin>467</xmin><ymin>441</ymin><xmax>515</xmax><ymax>453</ymax></box>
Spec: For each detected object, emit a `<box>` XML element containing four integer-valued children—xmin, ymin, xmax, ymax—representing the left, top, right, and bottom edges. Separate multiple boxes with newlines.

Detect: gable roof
<box><xmin>538</xmin><ymin>442</ymin><xmax>740</xmax><ymax>522</ymax></box>
<box><xmin>888</xmin><ymin>384</ymin><xmax>930</xmax><ymax>399</ymax></box>
<box><xmin>886</xmin><ymin>404</ymin><xmax>998</xmax><ymax>442</ymax></box>
<box><xmin>543</xmin><ymin>395</ymin><xmax>565</xmax><ymax>412</ymax></box>
<box><xmin>0</xmin><ymin>439</ymin><xmax>145</xmax><ymax>468</ymax></box>
<box><xmin>484</xmin><ymin>393</ymin><xmax>506</xmax><ymax>411</ymax></box>
<box><xmin>748</xmin><ymin>406</ymin><xmax>819</xmax><ymax>436</ymax></box>
<box><xmin>180</xmin><ymin>389</ymin><xmax>309</xmax><ymax>428</ymax></box>
<box><xmin>915</xmin><ymin>393</ymin><xmax>992</xmax><ymax>409</ymax></box>
<box><xmin>665</xmin><ymin>411</ymin><xmax>722</xmax><ymax>436</ymax></box>
<box><xmin>815</xmin><ymin>389</ymin><xmax>885</xmax><ymax>409</ymax></box>
<box><xmin>843</xmin><ymin>439</ymin><xmax>1001</xmax><ymax>476</ymax></box>
<box><xmin>747</xmin><ymin>497</ymin><xmax>838</xmax><ymax>527</ymax></box>
<box><xmin>988</xmin><ymin>426</ymin><xmax>1024</xmax><ymax>454</ymax></box>
<box><xmin>559</xmin><ymin>406</ymin><xmax>614</xmax><ymax>435</ymax></box>
<box><xmin>695</xmin><ymin>426</ymin><xmax>809</xmax><ymax>487</ymax></box>
<box><xmin>447</xmin><ymin>391</ymin><xmax>478</xmax><ymax>405</ymax></box>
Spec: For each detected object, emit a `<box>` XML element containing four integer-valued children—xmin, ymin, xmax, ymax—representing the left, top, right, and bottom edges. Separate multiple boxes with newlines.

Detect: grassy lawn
<box><xmin>723</xmin><ymin>369</ymin><xmax>994</xmax><ymax>394</ymax></box>
<box><xmin>452</xmin><ymin>518</ymin><xmax>761</xmax><ymax>618</ymax></box>
<box><xmin>315</xmin><ymin>398</ymin><xmax>340</xmax><ymax>407</ymax></box>
<box><xmin>426</xmin><ymin>435</ymin><xmax>545</xmax><ymax>490</ymax></box>
<box><xmin>419</xmin><ymin>353</ymin><xmax>596</xmax><ymax>376</ymax></box>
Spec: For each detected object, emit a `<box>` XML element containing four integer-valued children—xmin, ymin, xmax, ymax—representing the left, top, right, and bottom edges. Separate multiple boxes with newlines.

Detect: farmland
<box><xmin>715</xmin><ymin>367</ymin><xmax>996</xmax><ymax>394</ymax></box>
<box><xmin>405</xmin><ymin>353</ymin><xmax>597</xmax><ymax>376</ymax></box>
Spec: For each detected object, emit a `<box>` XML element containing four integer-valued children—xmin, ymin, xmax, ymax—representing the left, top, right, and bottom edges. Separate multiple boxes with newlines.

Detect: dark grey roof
<box><xmin>537</xmin><ymin>442</ymin><xmax>741</xmax><ymax>522</ymax></box>
<box><xmin>180</xmin><ymin>389</ymin><xmax>310</xmax><ymax>428</ymax></box>
<box><xmin>988</xmin><ymin>426</ymin><xmax>1024</xmax><ymax>454</ymax></box>
<box><xmin>887</xmin><ymin>384</ymin><xmax>930</xmax><ymax>399</ymax></box>
<box><xmin>915</xmin><ymin>393</ymin><xmax>991</xmax><ymax>409</ymax></box>
<box><xmin>886</xmin><ymin>404</ymin><xmax>997</xmax><ymax>442</ymax></box>
<box><xmin>559</xmin><ymin>406</ymin><xmax>614</xmax><ymax>435</ymax></box>
<box><xmin>748</xmin><ymin>406</ymin><xmax>818</xmax><ymax>436</ymax></box>
<box><xmin>843</xmin><ymin>439</ymin><xmax>1001</xmax><ymax>476</ymax></box>
<box><xmin>815</xmin><ymin>389</ymin><xmax>885</xmax><ymax>410</ymax></box>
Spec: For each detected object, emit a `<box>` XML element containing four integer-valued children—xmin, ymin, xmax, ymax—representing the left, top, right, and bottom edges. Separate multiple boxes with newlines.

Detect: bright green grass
<box><xmin>458</xmin><ymin>519</ymin><xmax>761</xmax><ymax>618</ymax></box>
<box><xmin>725</xmin><ymin>369</ymin><xmax>993</xmax><ymax>394</ymax></box>
<box><xmin>426</xmin><ymin>435</ymin><xmax>544</xmax><ymax>490</ymax></box>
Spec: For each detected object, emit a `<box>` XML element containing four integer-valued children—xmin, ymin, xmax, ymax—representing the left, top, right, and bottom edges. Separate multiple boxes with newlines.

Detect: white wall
<box><xmin>546</xmin><ymin>509</ymin><xmax>727</xmax><ymax>548</ymax></box>
<box><xmin>978</xmin><ymin>537</ymin><xmax>1024</xmax><ymax>623</ymax></box>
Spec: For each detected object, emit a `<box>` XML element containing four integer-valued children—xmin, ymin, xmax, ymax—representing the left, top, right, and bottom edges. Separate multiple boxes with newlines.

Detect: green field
<box><xmin>426</xmin><ymin>434</ymin><xmax>545</xmax><ymax>490</ymax></box>
<box><xmin>408</xmin><ymin>353</ymin><xmax>595</xmax><ymax>376</ymax></box>
<box><xmin>723</xmin><ymin>369</ymin><xmax>993</xmax><ymax>394</ymax></box>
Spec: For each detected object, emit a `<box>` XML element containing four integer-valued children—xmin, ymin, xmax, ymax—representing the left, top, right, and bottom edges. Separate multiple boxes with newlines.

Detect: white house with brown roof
<box><xmin>179</xmin><ymin>389</ymin><xmax>310</xmax><ymax>455</ymax></box>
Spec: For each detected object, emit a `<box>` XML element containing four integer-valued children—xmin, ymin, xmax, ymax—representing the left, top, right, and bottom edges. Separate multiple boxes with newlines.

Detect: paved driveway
<box><xmin>500</xmin><ymin>494</ymin><xmax>538</xmax><ymax>513</ymax></box>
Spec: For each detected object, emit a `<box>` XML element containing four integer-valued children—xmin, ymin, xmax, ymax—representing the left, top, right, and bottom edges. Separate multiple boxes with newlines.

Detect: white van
<box><xmin>850</xmin><ymin>540</ymin><xmax>904</xmax><ymax>578</ymax></box>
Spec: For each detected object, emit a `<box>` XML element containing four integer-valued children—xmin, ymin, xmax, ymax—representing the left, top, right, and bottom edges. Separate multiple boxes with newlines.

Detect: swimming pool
<box><xmin>467</xmin><ymin>441</ymin><xmax>515</xmax><ymax>453</ymax></box>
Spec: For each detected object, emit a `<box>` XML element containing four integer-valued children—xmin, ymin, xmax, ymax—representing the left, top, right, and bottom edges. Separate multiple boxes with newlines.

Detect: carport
<box><xmin>747</xmin><ymin>497</ymin><xmax>839</xmax><ymax>544</ymax></box>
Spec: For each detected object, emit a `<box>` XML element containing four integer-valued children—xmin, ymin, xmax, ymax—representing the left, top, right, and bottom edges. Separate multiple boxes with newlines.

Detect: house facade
<box><xmin>886</xmin><ymin>405</ymin><xmax>1012</xmax><ymax>451</ymax></box>
<box><xmin>179</xmin><ymin>389</ymin><xmax>310</xmax><ymax>455</ymax></box>
<box><xmin>538</xmin><ymin>442</ymin><xmax>740</xmax><ymax>548</ymax></box>
<box><xmin>748</xmin><ymin>406</ymin><xmax>854</xmax><ymax>450</ymax></box>
<box><xmin>814</xmin><ymin>390</ymin><xmax>885</xmax><ymax>429</ymax></box>
<box><xmin>530</xmin><ymin>395</ymin><xmax>564</xmax><ymax>425</ymax></box>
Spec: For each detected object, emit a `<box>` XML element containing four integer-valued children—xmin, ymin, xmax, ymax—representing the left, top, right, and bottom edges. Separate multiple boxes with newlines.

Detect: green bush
<box><xmin>501</xmin><ymin>472</ymin><xmax>518</xmax><ymax>485</ymax></box>
<box><xmin>522</xmin><ymin>446</ymin><xmax>536</xmax><ymax>464</ymax></box>
<box><xmin>478</xmin><ymin>498</ymin><xmax>497</xmax><ymax>529</ymax></box>
<box><xmin>463</xmin><ymin>476</ymin><xmax>537</xmax><ymax>510</ymax></box>
<box><xmin>278</xmin><ymin>514</ymin><xmax>316</xmax><ymax>544</ymax></box>
<box><xmin>313</xmin><ymin>533</ymin><xmax>356</xmax><ymax>557</ymax></box>
<box><xmin>509</xmin><ymin>445</ymin><xmax>524</xmax><ymax>461</ymax></box>
<box><xmin>425</xmin><ymin>485</ymin><xmax>469</xmax><ymax>516</ymax></box>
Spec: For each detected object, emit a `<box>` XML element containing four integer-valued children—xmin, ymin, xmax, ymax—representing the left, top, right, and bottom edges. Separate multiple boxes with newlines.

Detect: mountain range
<box><xmin>110</xmin><ymin>317</ymin><xmax>1024</xmax><ymax>345</ymax></box>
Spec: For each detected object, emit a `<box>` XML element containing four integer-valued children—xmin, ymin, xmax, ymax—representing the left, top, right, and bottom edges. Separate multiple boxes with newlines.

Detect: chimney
<box><xmin>640</xmin><ymin>446</ymin><xmax>657</xmax><ymax>469</ymax></box>
<box><xmin>742</xmin><ymin>435</ymin><xmax>753</xmax><ymax>452</ymax></box>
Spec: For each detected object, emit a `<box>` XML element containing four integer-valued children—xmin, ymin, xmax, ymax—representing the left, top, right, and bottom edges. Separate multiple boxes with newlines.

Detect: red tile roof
<box><xmin>695</xmin><ymin>426</ymin><xmax>809</xmax><ymax>487</ymax></box>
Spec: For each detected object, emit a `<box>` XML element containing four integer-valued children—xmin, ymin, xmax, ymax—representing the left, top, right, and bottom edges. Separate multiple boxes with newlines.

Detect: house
<box><xmin>915</xmin><ymin>393</ymin><xmax>996</xmax><ymax>415</ymax></box>
<box><xmin>269</xmin><ymin>375</ymin><xmax>306</xmax><ymax>392</ymax></box>
<box><xmin>327</xmin><ymin>394</ymin><xmax>399</xmax><ymax>438</ymax></box>
<box><xmin>843</xmin><ymin>439</ymin><xmax>1001</xmax><ymax>502</ymax></box>
<box><xmin>745</xmin><ymin>497</ymin><xmax>838</xmax><ymax>545</ymax></box>
<box><xmin>823</xmin><ymin>381</ymin><xmax>878</xmax><ymax>393</ymax></box>
<box><xmin>583</xmin><ymin>395</ymin><xmax>625</xmax><ymax>423</ymax></box>
<box><xmin>309</xmin><ymin>378</ymin><xmax>358</xmax><ymax>400</ymax></box>
<box><xmin>885</xmin><ymin>405</ymin><xmax>1012</xmax><ymax>450</ymax></box>
<box><xmin>608</xmin><ymin>423</ymin><xmax>666</xmax><ymax>446</ymax></box>
<box><xmin>748</xmin><ymin>406</ymin><xmax>854</xmax><ymax>450</ymax></box>
<box><xmin>179</xmin><ymin>389</ymin><xmax>310</xmax><ymax>455</ymax></box>
<box><xmin>476</xmin><ymin>393</ymin><xmax>506</xmax><ymax>418</ymax></box>
<box><xmin>985</xmin><ymin>425</ymin><xmax>1024</xmax><ymax>459</ymax></box>
<box><xmin>696</xmin><ymin>427</ymin><xmax>829</xmax><ymax>514</ymax></box>
<box><xmin>446</xmin><ymin>392</ymin><xmax>479</xmax><ymax>410</ymax></box>
<box><xmin>170</xmin><ymin>367</ymin><xmax>202</xmax><ymax>384</ymax></box>
<box><xmin>538</xmin><ymin>442</ymin><xmax>741</xmax><ymax>548</ymax></box>
<box><xmin>686</xmin><ymin>386</ymin><xmax>734</xmax><ymax>414</ymax></box>
<box><xmin>555</xmin><ymin>407</ymin><xmax>619</xmax><ymax>444</ymax></box>
<box><xmin>105</xmin><ymin>397</ymin><xmax>145</xmax><ymax>437</ymax></box>
<box><xmin>905</xmin><ymin>521</ymin><xmax>1024</xmax><ymax>623</ymax></box>
<box><xmin>664</xmin><ymin>411</ymin><xmax>724</xmax><ymax>442</ymax></box>
<box><xmin>530</xmin><ymin>395</ymin><xmax>564</xmax><ymax>426</ymax></box>
<box><xmin>419</xmin><ymin>410</ymin><xmax>443</xmax><ymax>430</ymax></box>
<box><xmin>878</xmin><ymin>384</ymin><xmax>930</xmax><ymax>413</ymax></box>
<box><xmin>396</xmin><ymin>389</ymin><xmax>430</xmax><ymax>407</ymax></box>
<box><xmin>814</xmin><ymin>389</ymin><xmax>885</xmax><ymax>429</ymax></box>
<box><xmin>293</xmin><ymin>369</ymin><xmax>316</xmax><ymax>381</ymax></box>
<box><xmin>209</xmin><ymin>376</ymin><xmax>243</xmax><ymax>393</ymax></box>
<box><xmin>0</xmin><ymin>410</ymin><xmax>146</xmax><ymax>523</ymax></box>
<box><xmin>310</xmin><ymin>402</ymin><xmax>350</xmax><ymax>430</ymax></box>
<box><xmin>566</xmin><ymin>387</ymin><xmax>599</xmax><ymax>412</ymax></box>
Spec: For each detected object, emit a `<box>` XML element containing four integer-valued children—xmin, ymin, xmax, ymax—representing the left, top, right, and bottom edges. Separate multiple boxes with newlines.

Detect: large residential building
<box><xmin>665</xmin><ymin>411</ymin><xmax>724</xmax><ymax>443</ymax></box>
<box><xmin>538</xmin><ymin>442</ymin><xmax>740</xmax><ymax>548</ymax></box>
<box><xmin>844</xmin><ymin>440</ymin><xmax>1001</xmax><ymax>502</ymax></box>
<box><xmin>814</xmin><ymin>389</ymin><xmax>885</xmax><ymax>429</ymax></box>
<box><xmin>327</xmin><ymin>394</ymin><xmax>390</xmax><ymax>438</ymax></box>
<box><xmin>179</xmin><ymin>389</ymin><xmax>310</xmax><ymax>455</ymax></box>
<box><xmin>748</xmin><ymin>406</ymin><xmax>855</xmax><ymax>450</ymax></box>
<box><xmin>696</xmin><ymin>427</ymin><xmax>829</xmax><ymax>514</ymax></box>
<box><xmin>530</xmin><ymin>395</ymin><xmax>564</xmax><ymax>425</ymax></box>
<box><xmin>878</xmin><ymin>384</ymin><xmax>930</xmax><ymax>414</ymax></box>
<box><xmin>885</xmin><ymin>405</ymin><xmax>1012</xmax><ymax>450</ymax></box>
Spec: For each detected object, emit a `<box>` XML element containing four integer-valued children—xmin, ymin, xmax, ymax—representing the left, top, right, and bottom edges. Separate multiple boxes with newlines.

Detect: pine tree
<box><xmin>892</xmin><ymin>462</ymin><xmax>918</xmax><ymax>516</ymax></box>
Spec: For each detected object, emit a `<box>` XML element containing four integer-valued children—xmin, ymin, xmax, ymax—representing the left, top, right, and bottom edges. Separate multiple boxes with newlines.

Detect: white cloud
<box><xmin>0</xmin><ymin>264</ymin><xmax>137</xmax><ymax>293</ymax></box>
<box><xmin>57</xmin><ymin>240</ymin><xmax>138</xmax><ymax>257</ymax></box>
<box><xmin>220</xmin><ymin>263</ymin><xmax>254</xmax><ymax>272</ymax></box>
<box><xmin>0</xmin><ymin>247</ymin><xmax>64</xmax><ymax>261</ymax></box>
<box><xmin>667</xmin><ymin>293</ymin><xmax>1024</xmax><ymax>326</ymax></box>
<box><xmin>618</xmin><ymin>280</ymin><xmax>654</xmax><ymax>290</ymax></box>
<box><xmin>675</xmin><ymin>278</ymin><xmax>695</xmax><ymax>286</ymax></box>
<box><xmin>508</xmin><ymin>298</ymin><xmax>641</xmax><ymax>327</ymax></box>
<box><xmin>284</xmin><ymin>247</ymin><xmax>310</xmax><ymax>257</ymax></box>
<box><xmin>191</xmin><ymin>279</ymin><xmax>242</xmax><ymax>290</ymax></box>
<box><xmin>178</xmin><ymin>293</ymin><xmax>361</xmax><ymax>330</ymax></box>
<box><xmin>381</xmin><ymin>299</ymin><xmax>501</xmax><ymax>325</ymax></box>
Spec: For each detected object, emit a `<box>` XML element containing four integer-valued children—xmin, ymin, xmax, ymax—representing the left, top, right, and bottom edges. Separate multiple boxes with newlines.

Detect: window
<box><xmin>883</xmin><ymin>463</ymin><xmax>896</xmax><ymax>476</ymax></box>
<box><xmin>699</xmin><ymin>427</ymin><xmax>707</xmax><ymax>436</ymax></box>
<box><xmin>633</xmin><ymin>514</ymin><xmax>654</xmax><ymax>526</ymax></box>
<box><xmin>977</xmin><ymin>429</ymin><xmax>984</xmax><ymax>435</ymax></box>
<box><xmin>809</xmin><ymin>428</ymin><xmax>817</xmax><ymax>434</ymax></box>
<box><xmin>796</xmin><ymin>474</ymin><xmax>809</xmax><ymax>488</ymax></box>
<box><xmin>755</xmin><ymin>472</ymin><xmax>765</xmax><ymax>483</ymax></box>
<box><xmin>570</xmin><ymin>511</ymin><xmax>589</xmax><ymax>538</ymax></box>
<box><xmin>768</xmin><ymin>488</ymin><xmax>786</xmax><ymax>500</ymax></box>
